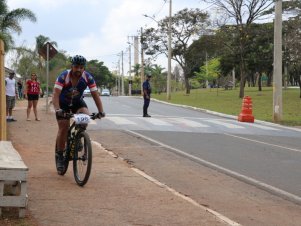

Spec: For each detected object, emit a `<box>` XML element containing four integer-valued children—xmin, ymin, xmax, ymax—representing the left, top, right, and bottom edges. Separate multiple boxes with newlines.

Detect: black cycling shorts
<box><xmin>57</xmin><ymin>99</ymin><xmax>88</xmax><ymax>120</ymax></box>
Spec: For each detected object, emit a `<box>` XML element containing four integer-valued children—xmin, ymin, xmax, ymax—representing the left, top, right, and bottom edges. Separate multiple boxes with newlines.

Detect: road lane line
<box><xmin>224</xmin><ymin>133</ymin><xmax>301</xmax><ymax>153</ymax></box>
<box><xmin>126</xmin><ymin>130</ymin><xmax>301</xmax><ymax>206</ymax></box>
<box><xmin>92</xmin><ymin>140</ymin><xmax>240</xmax><ymax>226</ymax></box>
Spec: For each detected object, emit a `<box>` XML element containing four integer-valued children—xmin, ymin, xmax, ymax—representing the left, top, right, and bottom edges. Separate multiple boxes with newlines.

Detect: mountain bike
<box><xmin>55</xmin><ymin>112</ymin><xmax>101</xmax><ymax>186</ymax></box>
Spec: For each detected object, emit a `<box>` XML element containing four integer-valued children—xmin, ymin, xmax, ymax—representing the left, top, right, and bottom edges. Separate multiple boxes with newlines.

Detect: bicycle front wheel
<box><xmin>73</xmin><ymin>131</ymin><xmax>92</xmax><ymax>186</ymax></box>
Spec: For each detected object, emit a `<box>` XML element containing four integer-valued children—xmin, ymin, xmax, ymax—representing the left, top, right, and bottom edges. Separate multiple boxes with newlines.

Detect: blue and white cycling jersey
<box><xmin>54</xmin><ymin>70</ymin><xmax>97</xmax><ymax>106</ymax></box>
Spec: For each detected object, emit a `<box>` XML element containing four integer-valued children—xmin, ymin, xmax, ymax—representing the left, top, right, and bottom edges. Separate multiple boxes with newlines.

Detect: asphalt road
<box><xmin>86</xmin><ymin>95</ymin><xmax>301</xmax><ymax>203</ymax></box>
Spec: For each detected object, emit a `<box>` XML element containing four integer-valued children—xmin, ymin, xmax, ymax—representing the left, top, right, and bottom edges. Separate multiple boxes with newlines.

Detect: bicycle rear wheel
<box><xmin>73</xmin><ymin>132</ymin><xmax>92</xmax><ymax>186</ymax></box>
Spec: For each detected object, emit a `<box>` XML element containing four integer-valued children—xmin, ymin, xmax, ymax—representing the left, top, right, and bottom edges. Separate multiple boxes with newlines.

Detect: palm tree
<box><xmin>35</xmin><ymin>35</ymin><xmax>58</xmax><ymax>82</ymax></box>
<box><xmin>150</xmin><ymin>64</ymin><xmax>165</xmax><ymax>94</ymax></box>
<box><xmin>0</xmin><ymin>0</ymin><xmax>37</xmax><ymax>51</ymax></box>
<box><xmin>131</xmin><ymin>63</ymin><xmax>141</xmax><ymax>91</ymax></box>
<box><xmin>131</xmin><ymin>63</ymin><xmax>141</xmax><ymax>77</ymax></box>
<box><xmin>35</xmin><ymin>35</ymin><xmax>57</xmax><ymax>54</ymax></box>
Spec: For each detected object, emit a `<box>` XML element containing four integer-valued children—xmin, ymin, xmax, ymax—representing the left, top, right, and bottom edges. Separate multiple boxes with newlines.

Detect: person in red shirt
<box><xmin>24</xmin><ymin>73</ymin><xmax>42</xmax><ymax>121</ymax></box>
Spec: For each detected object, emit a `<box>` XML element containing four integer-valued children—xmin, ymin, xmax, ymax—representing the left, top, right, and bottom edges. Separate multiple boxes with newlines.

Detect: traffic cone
<box><xmin>238</xmin><ymin>96</ymin><xmax>254</xmax><ymax>123</ymax></box>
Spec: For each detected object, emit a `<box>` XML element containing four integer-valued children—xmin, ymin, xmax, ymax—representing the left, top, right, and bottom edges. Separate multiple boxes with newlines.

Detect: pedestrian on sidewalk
<box><xmin>143</xmin><ymin>71</ymin><xmax>152</xmax><ymax>117</ymax></box>
<box><xmin>5</xmin><ymin>72</ymin><xmax>18</xmax><ymax>122</ymax></box>
<box><xmin>17</xmin><ymin>78</ymin><xmax>23</xmax><ymax>99</ymax></box>
<box><xmin>24</xmin><ymin>72</ymin><xmax>41</xmax><ymax>121</ymax></box>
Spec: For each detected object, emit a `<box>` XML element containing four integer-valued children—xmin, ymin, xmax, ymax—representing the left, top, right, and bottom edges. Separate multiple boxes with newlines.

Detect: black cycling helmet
<box><xmin>71</xmin><ymin>55</ymin><xmax>87</xmax><ymax>66</ymax></box>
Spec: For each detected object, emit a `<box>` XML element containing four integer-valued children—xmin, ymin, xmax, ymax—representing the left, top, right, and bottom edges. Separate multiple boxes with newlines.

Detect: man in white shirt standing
<box><xmin>5</xmin><ymin>72</ymin><xmax>17</xmax><ymax>122</ymax></box>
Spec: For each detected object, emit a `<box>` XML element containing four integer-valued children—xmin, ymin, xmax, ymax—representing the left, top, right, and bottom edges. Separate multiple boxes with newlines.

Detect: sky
<box><xmin>6</xmin><ymin>0</ymin><xmax>212</xmax><ymax>75</ymax></box>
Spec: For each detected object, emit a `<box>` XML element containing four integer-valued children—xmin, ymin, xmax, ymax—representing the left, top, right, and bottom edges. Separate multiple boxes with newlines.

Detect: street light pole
<box><xmin>118</xmin><ymin>59</ymin><xmax>121</xmax><ymax>96</ymax></box>
<box><xmin>140</xmin><ymin>27</ymin><xmax>145</xmax><ymax>96</ymax></box>
<box><xmin>167</xmin><ymin>0</ymin><xmax>172</xmax><ymax>100</ymax></box>
<box><xmin>128</xmin><ymin>37</ymin><xmax>132</xmax><ymax>96</ymax></box>
<box><xmin>273</xmin><ymin>0</ymin><xmax>282</xmax><ymax>122</ymax></box>
<box><xmin>121</xmin><ymin>50</ymin><xmax>124</xmax><ymax>96</ymax></box>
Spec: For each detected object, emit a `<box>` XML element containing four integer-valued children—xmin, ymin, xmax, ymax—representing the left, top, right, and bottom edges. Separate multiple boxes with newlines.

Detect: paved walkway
<box><xmin>4</xmin><ymin>98</ymin><xmax>229</xmax><ymax>226</ymax></box>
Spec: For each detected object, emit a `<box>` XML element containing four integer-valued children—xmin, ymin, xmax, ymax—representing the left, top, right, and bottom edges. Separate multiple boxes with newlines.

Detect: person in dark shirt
<box><xmin>17</xmin><ymin>79</ymin><xmax>23</xmax><ymax>99</ymax></box>
<box><xmin>52</xmin><ymin>55</ymin><xmax>105</xmax><ymax>174</ymax></box>
<box><xmin>142</xmin><ymin>72</ymin><xmax>152</xmax><ymax>117</ymax></box>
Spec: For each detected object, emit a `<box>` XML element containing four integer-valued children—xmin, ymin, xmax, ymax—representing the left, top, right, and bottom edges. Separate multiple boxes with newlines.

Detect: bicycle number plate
<box><xmin>74</xmin><ymin>114</ymin><xmax>90</xmax><ymax>125</ymax></box>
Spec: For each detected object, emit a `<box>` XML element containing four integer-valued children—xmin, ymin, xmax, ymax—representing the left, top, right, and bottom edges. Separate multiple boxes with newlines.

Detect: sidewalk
<box><xmin>3</xmin><ymin>98</ymin><xmax>228</xmax><ymax>226</ymax></box>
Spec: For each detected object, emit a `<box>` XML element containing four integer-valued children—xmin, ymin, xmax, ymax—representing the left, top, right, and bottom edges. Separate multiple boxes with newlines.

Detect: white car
<box><xmin>101</xmin><ymin>89</ymin><xmax>110</xmax><ymax>96</ymax></box>
<box><xmin>83</xmin><ymin>87</ymin><xmax>91</xmax><ymax>96</ymax></box>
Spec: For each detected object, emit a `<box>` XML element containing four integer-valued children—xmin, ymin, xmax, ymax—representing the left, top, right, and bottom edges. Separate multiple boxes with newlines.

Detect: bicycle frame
<box><xmin>56</xmin><ymin>112</ymin><xmax>102</xmax><ymax>186</ymax></box>
<box><xmin>66</xmin><ymin>122</ymin><xmax>87</xmax><ymax>160</ymax></box>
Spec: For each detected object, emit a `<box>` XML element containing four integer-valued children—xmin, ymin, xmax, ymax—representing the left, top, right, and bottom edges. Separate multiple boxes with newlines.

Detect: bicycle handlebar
<box><xmin>63</xmin><ymin>112</ymin><xmax>104</xmax><ymax>120</ymax></box>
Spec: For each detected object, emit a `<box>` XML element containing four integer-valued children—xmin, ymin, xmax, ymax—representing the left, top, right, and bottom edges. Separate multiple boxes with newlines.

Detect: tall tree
<box><xmin>12</xmin><ymin>47</ymin><xmax>37</xmax><ymax>79</ymax></box>
<box><xmin>149</xmin><ymin>64</ymin><xmax>166</xmax><ymax>93</ymax></box>
<box><xmin>143</xmin><ymin>8</ymin><xmax>210</xmax><ymax>94</ymax></box>
<box><xmin>202</xmin><ymin>0</ymin><xmax>273</xmax><ymax>98</ymax></box>
<box><xmin>194</xmin><ymin>57</ymin><xmax>221</xmax><ymax>87</ymax></box>
<box><xmin>0</xmin><ymin>0</ymin><xmax>36</xmax><ymax>51</ymax></box>
<box><xmin>217</xmin><ymin>23</ymin><xmax>274</xmax><ymax>90</ymax></box>
<box><xmin>281</xmin><ymin>1</ymin><xmax>301</xmax><ymax>96</ymax></box>
<box><xmin>131</xmin><ymin>63</ymin><xmax>141</xmax><ymax>91</ymax></box>
<box><xmin>132</xmin><ymin>63</ymin><xmax>141</xmax><ymax>77</ymax></box>
<box><xmin>244</xmin><ymin>23</ymin><xmax>274</xmax><ymax>90</ymax></box>
<box><xmin>35</xmin><ymin>35</ymin><xmax>58</xmax><ymax>83</ymax></box>
<box><xmin>86</xmin><ymin>60</ymin><xmax>114</xmax><ymax>88</ymax></box>
<box><xmin>185</xmin><ymin>34</ymin><xmax>222</xmax><ymax>77</ymax></box>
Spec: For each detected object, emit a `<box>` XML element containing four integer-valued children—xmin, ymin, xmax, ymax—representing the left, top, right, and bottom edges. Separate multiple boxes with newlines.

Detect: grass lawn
<box><xmin>152</xmin><ymin>87</ymin><xmax>301</xmax><ymax>126</ymax></box>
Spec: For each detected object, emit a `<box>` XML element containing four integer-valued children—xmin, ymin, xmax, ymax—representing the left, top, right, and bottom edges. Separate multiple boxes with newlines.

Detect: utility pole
<box><xmin>121</xmin><ymin>51</ymin><xmax>124</xmax><ymax>96</ymax></box>
<box><xmin>128</xmin><ymin>37</ymin><xmax>132</xmax><ymax>96</ymax></box>
<box><xmin>118</xmin><ymin>59</ymin><xmax>121</xmax><ymax>96</ymax></box>
<box><xmin>205</xmin><ymin>51</ymin><xmax>209</xmax><ymax>88</ymax></box>
<box><xmin>140</xmin><ymin>27</ymin><xmax>145</xmax><ymax>96</ymax></box>
<box><xmin>134</xmin><ymin>36</ymin><xmax>139</xmax><ymax>65</ymax></box>
<box><xmin>167</xmin><ymin>0</ymin><xmax>172</xmax><ymax>100</ymax></box>
<box><xmin>115</xmin><ymin>69</ymin><xmax>118</xmax><ymax>96</ymax></box>
<box><xmin>273</xmin><ymin>0</ymin><xmax>282</xmax><ymax>122</ymax></box>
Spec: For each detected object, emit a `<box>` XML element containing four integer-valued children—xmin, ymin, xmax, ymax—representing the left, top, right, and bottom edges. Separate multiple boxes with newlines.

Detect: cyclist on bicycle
<box><xmin>52</xmin><ymin>55</ymin><xmax>105</xmax><ymax>174</ymax></box>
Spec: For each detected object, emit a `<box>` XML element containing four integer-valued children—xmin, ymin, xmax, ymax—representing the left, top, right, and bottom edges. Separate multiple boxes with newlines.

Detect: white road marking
<box><xmin>170</xmin><ymin>118</ymin><xmax>209</xmax><ymax>127</ymax></box>
<box><xmin>205</xmin><ymin>119</ymin><xmax>244</xmax><ymax>129</ymax></box>
<box><xmin>143</xmin><ymin>118</ymin><xmax>172</xmax><ymax>126</ymax></box>
<box><xmin>106</xmin><ymin>116</ymin><xmax>137</xmax><ymax>125</ymax></box>
<box><xmin>107</xmin><ymin>114</ymin><xmax>142</xmax><ymax>117</ymax></box>
<box><xmin>126</xmin><ymin>130</ymin><xmax>301</xmax><ymax>206</ymax></box>
<box><xmin>225</xmin><ymin>133</ymin><xmax>301</xmax><ymax>153</ymax></box>
<box><xmin>102</xmin><ymin>115</ymin><xmax>286</xmax><ymax>133</ymax></box>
